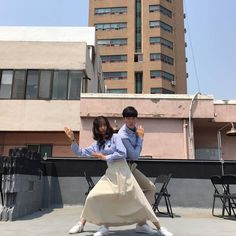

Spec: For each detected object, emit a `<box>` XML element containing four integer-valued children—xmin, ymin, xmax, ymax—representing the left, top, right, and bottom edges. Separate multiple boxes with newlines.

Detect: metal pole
<box><xmin>217</xmin><ymin>130</ymin><xmax>224</xmax><ymax>176</ymax></box>
<box><xmin>188</xmin><ymin>92</ymin><xmax>201</xmax><ymax>159</ymax></box>
<box><xmin>217</xmin><ymin>122</ymin><xmax>233</xmax><ymax>176</ymax></box>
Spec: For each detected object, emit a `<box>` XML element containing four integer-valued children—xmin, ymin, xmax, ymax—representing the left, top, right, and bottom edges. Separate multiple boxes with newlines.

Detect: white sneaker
<box><xmin>136</xmin><ymin>223</ymin><xmax>159</xmax><ymax>235</ymax></box>
<box><xmin>93</xmin><ymin>225</ymin><xmax>109</xmax><ymax>236</ymax></box>
<box><xmin>159</xmin><ymin>227</ymin><xmax>173</xmax><ymax>236</ymax></box>
<box><xmin>69</xmin><ymin>222</ymin><xmax>84</xmax><ymax>234</ymax></box>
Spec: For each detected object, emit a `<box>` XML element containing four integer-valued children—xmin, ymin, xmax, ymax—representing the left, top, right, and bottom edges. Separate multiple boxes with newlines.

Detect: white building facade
<box><xmin>0</xmin><ymin>27</ymin><xmax>104</xmax><ymax>157</ymax></box>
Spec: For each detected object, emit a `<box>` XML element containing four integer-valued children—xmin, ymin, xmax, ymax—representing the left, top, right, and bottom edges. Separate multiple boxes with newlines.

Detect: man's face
<box><xmin>124</xmin><ymin>117</ymin><xmax>137</xmax><ymax>129</ymax></box>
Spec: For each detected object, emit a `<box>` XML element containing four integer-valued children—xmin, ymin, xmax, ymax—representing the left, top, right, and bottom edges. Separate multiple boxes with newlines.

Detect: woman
<box><xmin>64</xmin><ymin>116</ymin><xmax>173</xmax><ymax>236</ymax></box>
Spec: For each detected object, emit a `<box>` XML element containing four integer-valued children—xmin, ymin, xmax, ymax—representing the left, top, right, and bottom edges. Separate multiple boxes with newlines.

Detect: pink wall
<box><xmin>80</xmin><ymin>95</ymin><xmax>214</xmax><ymax>119</ymax></box>
<box><xmin>79</xmin><ymin>118</ymin><xmax>186</xmax><ymax>159</ymax></box>
<box><xmin>195</xmin><ymin>125</ymin><xmax>236</xmax><ymax>160</ymax></box>
<box><xmin>79</xmin><ymin>95</ymin><xmax>236</xmax><ymax>160</ymax></box>
<box><xmin>214</xmin><ymin>104</ymin><xmax>236</xmax><ymax>122</ymax></box>
<box><xmin>1</xmin><ymin>95</ymin><xmax>236</xmax><ymax>160</ymax></box>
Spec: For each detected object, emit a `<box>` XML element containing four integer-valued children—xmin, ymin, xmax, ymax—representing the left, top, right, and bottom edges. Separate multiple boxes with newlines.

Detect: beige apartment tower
<box><xmin>89</xmin><ymin>0</ymin><xmax>187</xmax><ymax>94</ymax></box>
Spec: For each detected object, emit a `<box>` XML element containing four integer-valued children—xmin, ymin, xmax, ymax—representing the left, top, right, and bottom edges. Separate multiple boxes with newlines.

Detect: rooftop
<box><xmin>1</xmin><ymin>206</ymin><xmax>235</xmax><ymax>236</ymax></box>
<box><xmin>0</xmin><ymin>26</ymin><xmax>96</xmax><ymax>45</ymax></box>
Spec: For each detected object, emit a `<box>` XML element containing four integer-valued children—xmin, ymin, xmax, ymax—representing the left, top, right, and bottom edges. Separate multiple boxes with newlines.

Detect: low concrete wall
<box><xmin>2</xmin><ymin>157</ymin><xmax>234</xmax><ymax>220</ymax></box>
<box><xmin>45</xmin><ymin>176</ymin><xmax>215</xmax><ymax>208</ymax></box>
<box><xmin>41</xmin><ymin>158</ymin><xmax>235</xmax><ymax>209</ymax></box>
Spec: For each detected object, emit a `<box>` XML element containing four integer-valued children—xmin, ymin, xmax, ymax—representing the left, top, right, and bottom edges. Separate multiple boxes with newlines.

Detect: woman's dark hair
<box><xmin>92</xmin><ymin>116</ymin><xmax>113</xmax><ymax>141</ymax></box>
<box><xmin>122</xmin><ymin>106</ymin><xmax>138</xmax><ymax>118</ymax></box>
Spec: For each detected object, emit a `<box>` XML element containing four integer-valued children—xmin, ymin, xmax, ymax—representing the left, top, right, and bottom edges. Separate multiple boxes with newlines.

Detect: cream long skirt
<box><xmin>81</xmin><ymin>159</ymin><xmax>159</xmax><ymax>226</ymax></box>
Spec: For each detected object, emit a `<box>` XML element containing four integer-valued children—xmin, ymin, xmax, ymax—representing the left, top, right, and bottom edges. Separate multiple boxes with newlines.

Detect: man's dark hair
<box><xmin>122</xmin><ymin>106</ymin><xmax>138</xmax><ymax>118</ymax></box>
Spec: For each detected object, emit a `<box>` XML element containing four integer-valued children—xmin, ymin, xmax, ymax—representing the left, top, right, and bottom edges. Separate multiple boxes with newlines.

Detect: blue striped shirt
<box><xmin>71</xmin><ymin>133</ymin><xmax>126</xmax><ymax>163</ymax></box>
<box><xmin>118</xmin><ymin>124</ymin><xmax>143</xmax><ymax>160</ymax></box>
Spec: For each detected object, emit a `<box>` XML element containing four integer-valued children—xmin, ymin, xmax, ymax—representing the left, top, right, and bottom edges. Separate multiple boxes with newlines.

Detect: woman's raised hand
<box><xmin>64</xmin><ymin>127</ymin><xmax>75</xmax><ymax>141</ymax></box>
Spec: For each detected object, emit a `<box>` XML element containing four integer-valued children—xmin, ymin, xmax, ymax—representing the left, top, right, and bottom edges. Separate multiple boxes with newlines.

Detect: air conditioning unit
<box><xmin>171</xmin><ymin>80</ymin><xmax>176</xmax><ymax>86</ymax></box>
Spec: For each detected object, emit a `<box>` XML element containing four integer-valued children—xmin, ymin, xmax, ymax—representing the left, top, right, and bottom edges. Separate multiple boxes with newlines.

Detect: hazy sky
<box><xmin>0</xmin><ymin>0</ymin><xmax>235</xmax><ymax>100</ymax></box>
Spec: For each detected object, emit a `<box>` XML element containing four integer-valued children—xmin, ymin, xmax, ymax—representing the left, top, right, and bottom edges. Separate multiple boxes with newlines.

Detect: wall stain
<box><xmin>150</xmin><ymin>99</ymin><xmax>160</xmax><ymax>104</ymax></box>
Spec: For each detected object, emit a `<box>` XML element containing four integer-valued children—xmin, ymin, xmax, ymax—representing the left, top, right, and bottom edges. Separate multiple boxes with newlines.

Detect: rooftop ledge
<box><xmin>214</xmin><ymin>99</ymin><xmax>236</xmax><ymax>104</ymax></box>
<box><xmin>81</xmin><ymin>93</ymin><xmax>214</xmax><ymax>100</ymax></box>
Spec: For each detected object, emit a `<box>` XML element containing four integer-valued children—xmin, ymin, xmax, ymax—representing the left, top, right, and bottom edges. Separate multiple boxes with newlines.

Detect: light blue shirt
<box><xmin>118</xmin><ymin>124</ymin><xmax>143</xmax><ymax>160</ymax></box>
<box><xmin>71</xmin><ymin>133</ymin><xmax>126</xmax><ymax>163</ymax></box>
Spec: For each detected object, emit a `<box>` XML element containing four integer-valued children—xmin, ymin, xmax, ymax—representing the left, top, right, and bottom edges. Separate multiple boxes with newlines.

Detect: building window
<box><xmin>39</xmin><ymin>70</ymin><xmax>52</xmax><ymax>99</ymax></box>
<box><xmin>149</xmin><ymin>20</ymin><xmax>173</xmax><ymax>33</ymax></box>
<box><xmin>82</xmin><ymin>77</ymin><xmax>88</xmax><ymax>93</ymax></box>
<box><xmin>195</xmin><ymin>148</ymin><xmax>218</xmax><ymax>160</ymax></box>
<box><xmin>150</xmin><ymin>53</ymin><xmax>174</xmax><ymax>65</ymax></box>
<box><xmin>12</xmin><ymin>70</ymin><xmax>27</xmax><ymax>99</ymax></box>
<box><xmin>101</xmin><ymin>55</ymin><xmax>127</xmax><ymax>63</ymax></box>
<box><xmin>95</xmin><ymin>22</ymin><xmax>127</xmax><ymax>31</ymax></box>
<box><xmin>135</xmin><ymin>0</ymin><xmax>142</xmax><ymax>52</ymax></box>
<box><xmin>135</xmin><ymin>72</ymin><xmax>143</xmax><ymax>94</ymax></box>
<box><xmin>97</xmin><ymin>38</ymin><xmax>127</xmax><ymax>47</ymax></box>
<box><xmin>150</xmin><ymin>88</ymin><xmax>161</xmax><ymax>94</ymax></box>
<box><xmin>151</xmin><ymin>88</ymin><xmax>174</xmax><ymax>94</ymax></box>
<box><xmin>163</xmin><ymin>88</ymin><xmax>174</xmax><ymax>94</ymax></box>
<box><xmin>149</xmin><ymin>37</ymin><xmax>173</xmax><ymax>49</ymax></box>
<box><xmin>103</xmin><ymin>71</ymin><xmax>127</xmax><ymax>80</ymax></box>
<box><xmin>68</xmin><ymin>71</ymin><xmax>82</xmax><ymax>99</ymax></box>
<box><xmin>134</xmin><ymin>54</ymin><xmax>143</xmax><ymax>62</ymax></box>
<box><xmin>107</xmin><ymin>88</ymin><xmax>127</xmax><ymax>94</ymax></box>
<box><xmin>40</xmin><ymin>144</ymin><xmax>53</xmax><ymax>158</ymax></box>
<box><xmin>28</xmin><ymin>144</ymin><xmax>53</xmax><ymax>158</ymax></box>
<box><xmin>26</xmin><ymin>70</ymin><xmax>39</xmax><ymax>99</ymax></box>
<box><xmin>0</xmin><ymin>69</ymin><xmax>83</xmax><ymax>100</ymax></box>
<box><xmin>149</xmin><ymin>5</ymin><xmax>172</xmax><ymax>18</ymax></box>
<box><xmin>52</xmin><ymin>70</ymin><xmax>68</xmax><ymax>100</ymax></box>
<box><xmin>95</xmin><ymin>7</ymin><xmax>127</xmax><ymax>15</ymax></box>
<box><xmin>0</xmin><ymin>70</ymin><xmax>13</xmax><ymax>99</ymax></box>
<box><xmin>150</xmin><ymin>70</ymin><xmax>174</xmax><ymax>81</ymax></box>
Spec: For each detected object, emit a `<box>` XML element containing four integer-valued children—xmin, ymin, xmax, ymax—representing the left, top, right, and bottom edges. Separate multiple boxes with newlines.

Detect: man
<box><xmin>118</xmin><ymin>106</ymin><xmax>161</xmax><ymax>235</ymax></box>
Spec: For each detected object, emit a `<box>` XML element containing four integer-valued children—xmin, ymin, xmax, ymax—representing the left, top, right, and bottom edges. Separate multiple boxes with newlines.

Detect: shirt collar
<box><xmin>125</xmin><ymin>124</ymin><xmax>137</xmax><ymax>134</ymax></box>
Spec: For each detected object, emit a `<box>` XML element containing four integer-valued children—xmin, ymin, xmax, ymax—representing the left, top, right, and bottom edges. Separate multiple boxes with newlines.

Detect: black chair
<box><xmin>221</xmin><ymin>174</ymin><xmax>236</xmax><ymax>217</ymax></box>
<box><xmin>84</xmin><ymin>171</ymin><xmax>95</xmax><ymax>196</ymax></box>
<box><xmin>152</xmin><ymin>173</ymin><xmax>173</xmax><ymax>218</ymax></box>
<box><xmin>210</xmin><ymin>175</ymin><xmax>229</xmax><ymax>216</ymax></box>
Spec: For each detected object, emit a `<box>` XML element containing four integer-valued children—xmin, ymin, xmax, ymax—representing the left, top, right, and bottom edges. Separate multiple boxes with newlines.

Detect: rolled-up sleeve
<box><xmin>71</xmin><ymin>142</ymin><xmax>96</xmax><ymax>157</ymax></box>
<box><xmin>122</xmin><ymin>137</ymin><xmax>143</xmax><ymax>160</ymax></box>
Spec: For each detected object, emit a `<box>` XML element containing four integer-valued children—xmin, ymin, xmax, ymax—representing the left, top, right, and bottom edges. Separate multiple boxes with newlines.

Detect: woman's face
<box><xmin>98</xmin><ymin>122</ymin><xmax>107</xmax><ymax>135</ymax></box>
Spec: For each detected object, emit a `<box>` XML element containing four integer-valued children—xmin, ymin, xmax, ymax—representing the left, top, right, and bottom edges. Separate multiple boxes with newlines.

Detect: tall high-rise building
<box><xmin>89</xmin><ymin>0</ymin><xmax>187</xmax><ymax>94</ymax></box>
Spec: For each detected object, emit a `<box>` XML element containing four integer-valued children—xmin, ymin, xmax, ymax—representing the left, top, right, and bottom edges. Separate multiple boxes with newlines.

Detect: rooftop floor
<box><xmin>0</xmin><ymin>206</ymin><xmax>236</xmax><ymax>236</ymax></box>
